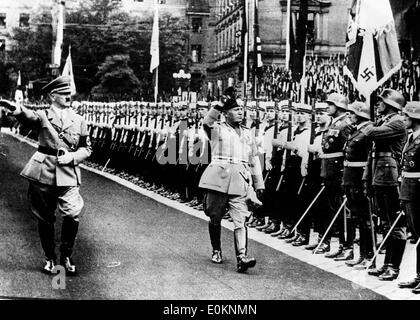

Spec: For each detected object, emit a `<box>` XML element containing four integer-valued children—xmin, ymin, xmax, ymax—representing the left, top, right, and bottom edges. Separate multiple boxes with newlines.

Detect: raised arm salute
<box><xmin>0</xmin><ymin>75</ymin><xmax>92</xmax><ymax>276</ymax></box>
<box><xmin>198</xmin><ymin>87</ymin><xmax>264</xmax><ymax>273</ymax></box>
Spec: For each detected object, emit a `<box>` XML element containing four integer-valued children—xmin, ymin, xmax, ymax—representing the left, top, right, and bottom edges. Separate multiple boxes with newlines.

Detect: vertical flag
<box><xmin>243</xmin><ymin>0</ymin><xmax>249</xmax><ymax>96</ymax></box>
<box><xmin>254</xmin><ymin>0</ymin><xmax>263</xmax><ymax>70</ymax></box>
<box><xmin>150</xmin><ymin>1</ymin><xmax>160</xmax><ymax>73</ymax></box>
<box><xmin>62</xmin><ymin>46</ymin><xmax>76</xmax><ymax>95</ymax></box>
<box><xmin>344</xmin><ymin>0</ymin><xmax>402</xmax><ymax>98</ymax></box>
<box><xmin>15</xmin><ymin>70</ymin><xmax>23</xmax><ymax>102</ymax></box>
<box><xmin>253</xmin><ymin>0</ymin><xmax>263</xmax><ymax>98</ymax></box>
<box><xmin>52</xmin><ymin>0</ymin><xmax>65</xmax><ymax>67</ymax></box>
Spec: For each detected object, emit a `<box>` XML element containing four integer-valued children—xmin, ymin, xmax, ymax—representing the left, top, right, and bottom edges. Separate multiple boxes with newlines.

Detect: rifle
<box><xmin>137</xmin><ymin>110</ymin><xmax>150</xmax><ymax>158</ymax></box>
<box><xmin>133</xmin><ymin>109</ymin><xmax>145</xmax><ymax>157</ymax></box>
<box><xmin>297</xmin><ymin>100</ymin><xmax>316</xmax><ymax>195</ymax></box>
<box><xmin>145</xmin><ymin>110</ymin><xmax>159</xmax><ymax>160</ymax></box>
<box><xmin>275</xmin><ymin>99</ymin><xmax>293</xmax><ymax>191</ymax></box>
<box><xmin>264</xmin><ymin>101</ymin><xmax>280</xmax><ymax>183</ymax></box>
<box><xmin>157</xmin><ymin>106</ymin><xmax>174</xmax><ymax>163</ymax></box>
<box><xmin>152</xmin><ymin>107</ymin><xmax>167</xmax><ymax>162</ymax></box>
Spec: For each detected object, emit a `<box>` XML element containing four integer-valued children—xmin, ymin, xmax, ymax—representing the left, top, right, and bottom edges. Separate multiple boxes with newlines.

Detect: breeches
<box><xmin>28</xmin><ymin>181</ymin><xmax>84</xmax><ymax>223</ymax></box>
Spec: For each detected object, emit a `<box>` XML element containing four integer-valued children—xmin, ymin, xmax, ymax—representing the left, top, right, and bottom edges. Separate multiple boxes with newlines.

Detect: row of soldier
<box><xmin>75</xmin><ymin>90</ymin><xmax>420</xmax><ymax>294</ymax></box>
<box><xmin>16</xmin><ymin>90</ymin><xmax>420</xmax><ymax>293</ymax></box>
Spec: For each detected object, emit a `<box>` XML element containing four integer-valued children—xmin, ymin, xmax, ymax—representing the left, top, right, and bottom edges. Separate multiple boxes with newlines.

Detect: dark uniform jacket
<box><xmin>400</xmin><ymin>130</ymin><xmax>420</xmax><ymax>201</ymax></box>
<box><xmin>342</xmin><ymin>121</ymin><xmax>372</xmax><ymax>186</ymax></box>
<box><xmin>362</xmin><ymin>113</ymin><xmax>407</xmax><ymax>187</ymax></box>
<box><xmin>320</xmin><ymin>113</ymin><xmax>353</xmax><ymax>179</ymax></box>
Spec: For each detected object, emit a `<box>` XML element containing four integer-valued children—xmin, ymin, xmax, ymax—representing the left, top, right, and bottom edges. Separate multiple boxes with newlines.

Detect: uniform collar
<box><xmin>412</xmin><ymin>128</ymin><xmax>420</xmax><ymax>140</ymax></box>
<box><xmin>356</xmin><ymin>121</ymin><xmax>370</xmax><ymax>130</ymax></box>
<box><xmin>332</xmin><ymin>113</ymin><xmax>347</xmax><ymax>124</ymax></box>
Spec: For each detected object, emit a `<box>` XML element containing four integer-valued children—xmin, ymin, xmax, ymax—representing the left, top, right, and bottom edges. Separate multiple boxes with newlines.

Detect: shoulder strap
<box><xmin>44</xmin><ymin>110</ymin><xmax>76</xmax><ymax>151</ymax></box>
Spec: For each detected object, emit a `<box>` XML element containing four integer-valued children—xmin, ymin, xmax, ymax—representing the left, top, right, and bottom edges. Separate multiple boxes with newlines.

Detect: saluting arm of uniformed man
<box><xmin>1</xmin><ymin>101</ymin><xmax>43</xmax><ymax>129</ymax></box>
<box><xmin>202</xmin><ymin>106</ymin><xmax>221</xmax><ymax>140</ymax></box>
<box><xmin>361</xmin><ymin>118</ymin><xmax>406</xmax><ymax>140</ymax></box>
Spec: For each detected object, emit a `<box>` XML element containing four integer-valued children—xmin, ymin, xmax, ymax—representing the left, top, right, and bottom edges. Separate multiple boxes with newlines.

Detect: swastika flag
<box><xmin>344</xmin><ymin>0</ymin><xmax>401</xmax><ymax>98</ymax></box>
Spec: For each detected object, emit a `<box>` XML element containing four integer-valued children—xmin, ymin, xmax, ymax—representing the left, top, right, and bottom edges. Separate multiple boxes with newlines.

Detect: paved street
<box><xmin>0</xmin><ymin>131</ymin><xmax>391</xmax><ymax>300</ymax></box>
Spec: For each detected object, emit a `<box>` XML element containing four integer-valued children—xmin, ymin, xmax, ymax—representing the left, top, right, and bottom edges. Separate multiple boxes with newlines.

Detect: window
<box><xmin>191</xmin><ymin>17</ymin><xmax>202</xmax><ymax>33</ymax></box>
<box><xmin>191</xmin><ymin>45</ymin><xmax>202</xmax><ymax>63</ymax></box>
<box><xmin>19</xmin><ymin>13</ymin><xmax>30</xmax><ymax>27</ymax></box>
<box><xmin>0</xmin><ymin>39</ymin><xmax>5</xmax><ymax>51</ymax></box>
<box><xmin>307</xmin><ymin>13</ymin><xmax>315</xmax><ymax>50</ymax></box>
<box><xmin>0</xmin><ymin>13</ymin><xmax>6</xmax><ymax>28</ymax></box>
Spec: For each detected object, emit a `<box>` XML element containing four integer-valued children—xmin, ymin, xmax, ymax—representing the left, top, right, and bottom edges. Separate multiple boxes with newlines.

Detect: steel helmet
<box><xmin>378</xmin><ymin>89</ymin><xmax>406</xmax><ymax>110</ymax></box>
<box><xmin>348</xmin><ymin>101</ymin><xmax>370</xmax><ymax>120</ymax></box>
<box><xmin>325</xmin><ymin>92</ymin><xmax>349</xmax><ymax>110</ymax></box>
<box><xmin>403</xmin><ymin>101</ymin><xmax>420</xmax><ymax>120</ymax></box>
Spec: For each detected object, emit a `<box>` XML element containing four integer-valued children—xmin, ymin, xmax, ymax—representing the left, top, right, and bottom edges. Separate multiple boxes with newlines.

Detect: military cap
<box><xmin>295</xmin><ymin>103</ymin><xmax>312</xmax><ymax>114</ymax></box>
<box><xmin>42</xmin><ymin>75</ymin><xmax>72</xmax><ymax>95</ymax></box>
<box><xmin>261</xmin><ymin>101</ymin><xmax>275</xmax><ymax>110</ymax></box>
<box><xmin>325</xmin><ymin>92</ymin><xmax>348</xmax><ymax>110</ymax></box>
<box><xmin>378</xmin><ymin>88</ymin><xmax>406</xmax><ymax>110</ymax></box>
<box><xmin>246</xmin><ymin>101</ymin><xmax>257</xmax><ymax>110</ymax></box>
<box><xmin>403</xmin><ymin>101</ymin><xmax>420</xmax><ymax>120</ymax></box>
<box><xmin>348</xmin><ymin>101</ymin><xmax>370</xmax><ymax>120</ymax></box>
<box><xmin>222</xmin><ymin>86</ymin><xmax>236</xmax><ymax>100</ymax></box>
<box><xmin>315</xmin><ymin>102</ymin><xmax>328</xmax><ymax>112</ymax></box>
<box><xmin>279</xmin><ymin>100</ymin><xmax>290</xmax><ymax>110</ymax></box>
<box><xmin>197</xmin><ymin>101</ymin><xmax>209</xmax><ymax>109</ymax></box>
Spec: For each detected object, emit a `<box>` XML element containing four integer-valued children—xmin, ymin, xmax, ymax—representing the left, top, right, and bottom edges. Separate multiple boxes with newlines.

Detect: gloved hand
<box><xmin>0</xmin><ymin>99</ymin><xmax>19</xmax><ymax>113</ymax></box>
<box><xmin>57</xmin><ymin>148</ymin><xmax>74</xmax><ymax>165</ymax></box>
<box><xmin>256</xmin><ymin>189</ymin><xmax>264</xmax><ymax>201</ymax></box>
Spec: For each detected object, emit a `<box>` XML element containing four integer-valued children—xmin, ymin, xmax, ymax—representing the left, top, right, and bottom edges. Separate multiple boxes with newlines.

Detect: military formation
<box><xmin>2</xmin><ymin>80</ymin><xmax>420</xmax><ymax>290</ymax></box>
<box><xmin>60</xmin><ymin>87</ymin><xmax>419</xmax><ymax>289</ymax></box>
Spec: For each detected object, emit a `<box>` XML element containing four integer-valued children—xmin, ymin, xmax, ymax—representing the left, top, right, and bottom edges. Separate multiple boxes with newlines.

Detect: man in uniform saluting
<box><xmin>199</xmin><ymin>87</ymin><xmax>264</xmax><ymax>273</ymax></box>
<box><xmin>0</xmin><ymin>75</ymin><xmax>92</xmax><ymax>275</ymax></box>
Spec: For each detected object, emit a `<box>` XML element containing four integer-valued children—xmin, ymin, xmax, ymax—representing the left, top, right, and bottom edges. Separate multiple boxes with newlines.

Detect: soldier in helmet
<box><xmin>198</xmin><ymin>87</ymin><xmax>264</xmax><ymax>273</ymax></box>
<box><xmin>397</xmin><ymin>102</ymin><xmax>420</xmax><ymax>293</ymax></box>
<box><xmin>342</xmin><ymin>101</ymin><xmax>375</xmax><ymax>268</ymax></box>
<box><xmin>315</xmin><ymin>92</ymin><xmax>353</xmax><ymax>258</ymax></box>
<box><xmin>362</xmin><ymin>88</ymin><xmax>408</xmax><ymax>281</ymax></box>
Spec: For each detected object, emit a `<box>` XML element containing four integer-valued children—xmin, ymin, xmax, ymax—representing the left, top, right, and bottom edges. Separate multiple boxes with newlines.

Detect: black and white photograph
<box><xmin>0</xmin><ymin>0</ymin><xmax>420</xmax><ymax>307</ymax></box>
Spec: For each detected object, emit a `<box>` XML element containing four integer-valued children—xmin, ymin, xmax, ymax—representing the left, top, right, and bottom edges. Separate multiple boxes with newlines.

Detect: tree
<box><xmin>6</xmin><ymin>0</ymin><xmax>187</xmax><ymax>100</ymax></box>
<box><xmin>91</xmin><ymin>54</ymin><xmax>141</xmax><ymax>100</ymax></box>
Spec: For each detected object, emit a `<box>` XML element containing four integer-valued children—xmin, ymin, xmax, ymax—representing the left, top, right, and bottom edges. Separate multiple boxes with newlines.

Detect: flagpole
<box><xmin>243</xmin><ymin>0</ymin><xmax>249</xmax><ymax>99</ymax></box>
<box><xmin>285</xmin><ymin>0</ymin><xmax>291</xmax><ymax>71</ymax></box>
<box><xmin>155</xmin><ymin>66</ymin><xmax>158</xmax><ymax>103</ymax></box>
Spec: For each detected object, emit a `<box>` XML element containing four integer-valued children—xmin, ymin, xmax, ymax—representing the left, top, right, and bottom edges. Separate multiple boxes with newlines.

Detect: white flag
<box><xmin>150</xmin><ymin>2</ymin><xmax>159</xmax><ymax>73</ymax></box>
<box><xmin>53</xmin><ymin>1</ymin><xmax>65</xmax><ymax>67</ymax></box>
<box><xmin>344</xmin><ymin>0</ymin><xmax>401</xmax><ymax>98</ymax></box>
<box><xmin>62</xmin><ymin>46</ymin><xmax>76</xmax><ymax>95</ymax></box>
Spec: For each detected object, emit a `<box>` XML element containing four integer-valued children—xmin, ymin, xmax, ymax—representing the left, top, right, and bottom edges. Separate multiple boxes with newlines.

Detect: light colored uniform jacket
<box><xmin>198</xmin><ymin>108</ymin><xmax>264</xmax><ymax>195</ymax></box>
<box><xmin>17</xmin><ymin>105</ymin><xmax>92</xmax><ymax>187</ymax></box>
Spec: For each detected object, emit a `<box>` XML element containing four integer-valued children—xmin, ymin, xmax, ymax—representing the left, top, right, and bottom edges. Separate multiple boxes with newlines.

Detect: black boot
<box><xmin>208</xmin><ymin>222</ymin><xmax>221</xmax><ymax>252</ymax></box>
<box><xmin>60</xmin><ymin>218</ymin><xmax>79</xmax><ymax>259</ymax></box>
<box><xmin>38</xmin><ymin>220</ymin><xmax>56</xmax><ymax>261</ymax></box>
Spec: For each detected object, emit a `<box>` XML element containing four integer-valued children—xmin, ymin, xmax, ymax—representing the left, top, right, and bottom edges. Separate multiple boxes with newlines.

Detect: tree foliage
<box><xmin>3</xmin><ymin>0</ymin><xmax>187</xmax><ymax>100</ymax></box>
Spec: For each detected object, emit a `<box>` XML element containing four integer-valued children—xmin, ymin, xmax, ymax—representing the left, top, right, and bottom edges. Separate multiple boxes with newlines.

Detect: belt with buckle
<box><xmin>401</xmin><ymin>171</ymin><xmax>420</xmax><ymax>178</ymax></box>
<box><xmin>372</xmin><ymin>152</ymin><xmax>393</xmax><ymax>158</ymax></box>
<box><xmin>344</xmin><ymin>161</ymin><xmax>367</xmax><ymax>167</ymax></box>
<box><xmin>212</xmin><ymin>156</ymin><xmax>248</xmax><ymax>164</ymax></box>
<box><xmin>320</xmin><ymin>152</ymin><xmax>344</xmax><ymax>159</ymax></box>
<box><xmin>38</xmin><ymin>146</ymin><xmax>60</xmax><ymax>156</ymax></box>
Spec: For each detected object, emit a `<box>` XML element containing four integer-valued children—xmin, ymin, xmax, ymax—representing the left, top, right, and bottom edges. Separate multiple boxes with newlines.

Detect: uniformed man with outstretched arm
<box><xmin>0</xmin><ymin>75</ymin><xmax>92</xmax><ymax>275</ymax></box>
